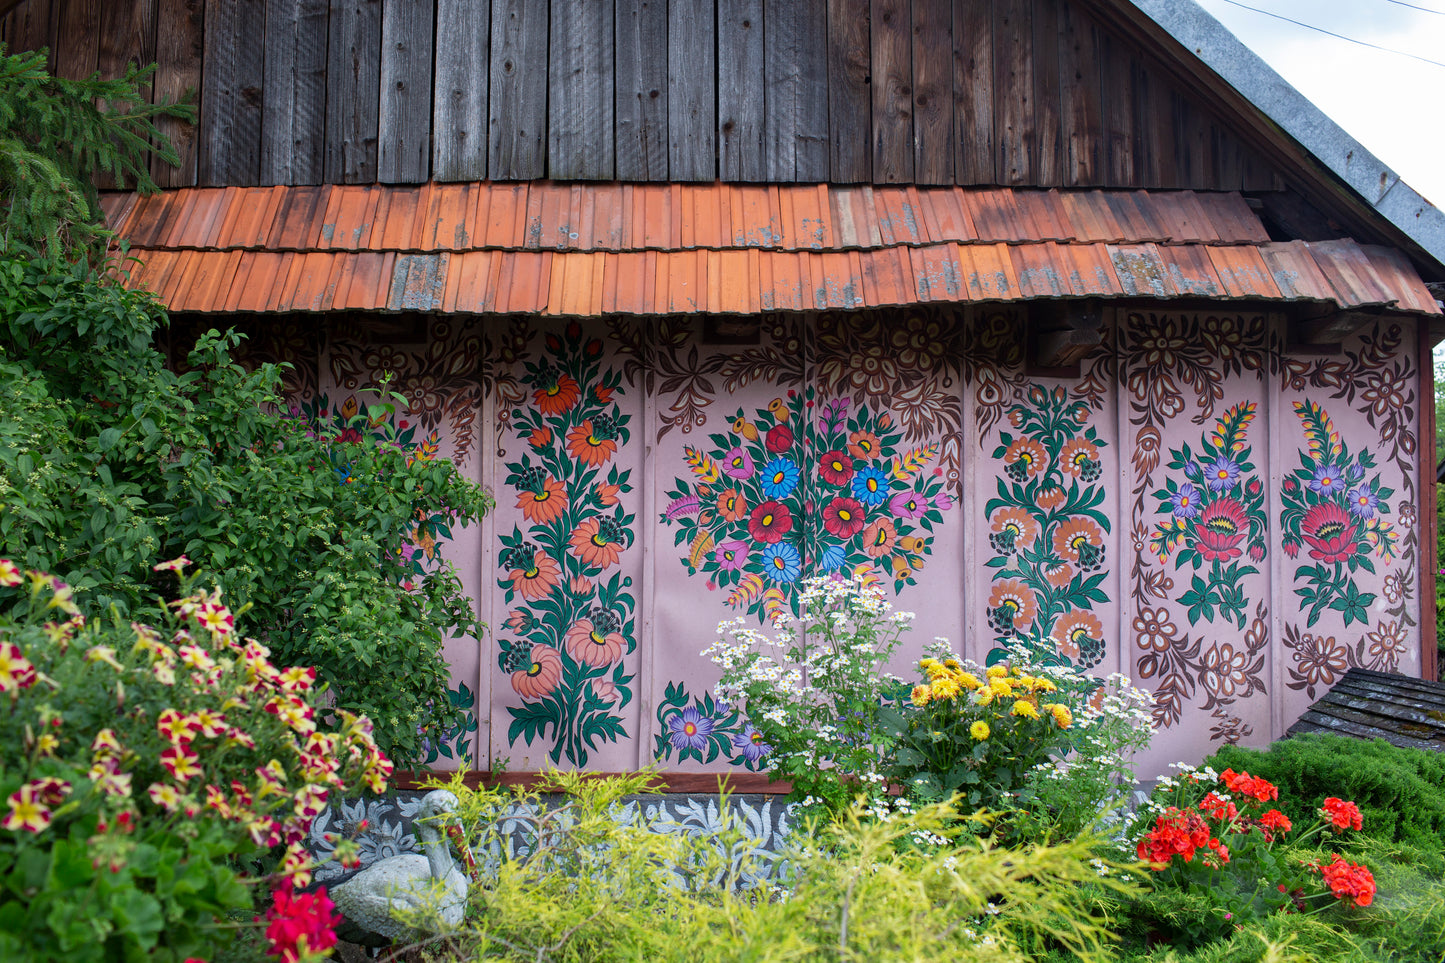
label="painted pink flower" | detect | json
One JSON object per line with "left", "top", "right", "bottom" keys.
{"left": 712, "top": 541, "right": 750, "bottom": 572}
{"left": 563, "top": 619, "right": 624, "bottom": 668}
{"left": 1195, "top": 497, "right": 1248, "bottom": 562}
{"left": 1302, "top": 502, "right": 1359, "bottom": 564}
{"left": 721, "top": 447, "right": 755, "bottom": 479}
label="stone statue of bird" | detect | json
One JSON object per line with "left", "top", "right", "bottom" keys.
{"left": 321, "top": 789, "right": 471, "bottom": 950}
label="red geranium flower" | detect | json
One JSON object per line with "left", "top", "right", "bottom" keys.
{"left": 1221, "top": 767, "right": 1279, "bottom": 802}
{"left": 1321, "top": 797, "right": 1363, "bottom": 832}
{"left": 1195, "top": 497, "right": 1248, "bottom": 562}
{"left": 1301, "top": 502, "right": 1359, "bottom": 563}
{"left": 1316, "top": 855, "right": 1376, "bottom": 907}
{"left": 748, "top": 501, "right": 793, "bottom": 544}
{"left": 819, "top": 449, "right": 854, "bottom": 486}
{"left": 822, "top": 496, "right": 866, "bottom": 538}
{"left": 1259, "top": 809, "right": 1292, "bottom": 834}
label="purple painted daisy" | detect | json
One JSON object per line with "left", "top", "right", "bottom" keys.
{"left": 1203, "top": 456, "right": 1240, "bottom": 493}
{"left": 1346, "top": 485, "right": 1379, "bottom": 520}
{"left": 1169, "top": 483, "right": 1202, "bottom": 519}
{"left": 731, "top": 724, "right": 772, "bottom": 763}
{"left": 668, "top": 707, "right": 714, "bottom": 752}
{"left": 1310, "top": 464, "right": 1345, "bottom": 497}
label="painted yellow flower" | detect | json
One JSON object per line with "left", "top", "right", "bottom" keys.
{"left": 970, "top": 720, "right": 990, "bottom": 741}
{"left": 1011, "top": 700, "right": 1041, "bottom": 720}
{"left": 910, "top": 685, "right": 931, "bottom": 707}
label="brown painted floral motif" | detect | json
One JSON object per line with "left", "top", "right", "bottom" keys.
{"left": 1282, "top": 624, "right": 1352, "bottom": 699}
{"left": 1208, "top": 709, "right": 1253, "bottom": 745}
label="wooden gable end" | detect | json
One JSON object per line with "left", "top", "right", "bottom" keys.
{"left": 15, "top": 0, "right": 1290, "bottom": 196}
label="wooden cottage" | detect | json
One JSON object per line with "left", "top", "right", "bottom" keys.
{"left": 20, "top": 0, "right": 1444, "bottom": 784}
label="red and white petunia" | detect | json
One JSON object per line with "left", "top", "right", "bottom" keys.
{"left": 0, "top": 642, "right": 37, "bottom": 692}
{"left": 197, "top": 600, "right": 234, "bottom": 638}
{"left": 157, "top": 709, "right": 197, "bottom": 745}
{"left": 161, "top": 744, "right": 203, "bottom": 783}
{"left": 151, "top": 555, "right": 192, "bottom": 573}
{"left": 3, "top": 782, "right": 59, "bottom": 832}
{"left": 85, "top": 645, "right": 124, "bottom": 671}
{"left": 293, "top": 784, "right": 329, "bottom": 819}
{"left": 191, "top": 708, "right": 227, "bottom": 738}
{"left": 277, "top": 666, "right": 316, "bottom": 692}
{"left": 0, "top": 559, "right": 21, "bottom": 586}
{"left": 148, "top": 782, "right": 182, "bottom": 812}
{"left": 91, "top": 729, "right": 123, "bottom": 757}
{"left": 178, "top": 644, "right": 215, "bottom": 672}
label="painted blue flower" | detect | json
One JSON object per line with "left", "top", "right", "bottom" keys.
{"left": 731, "top": 724, "right": 772, "bottom": 763}
{"left": 817, "top": 543, "right": 847, "bottom": 572}
{"left": 760, "top": 542, "right": 802, "bottom": 584}
{"left": 667, "top": 707, "right": 714, "bottom": 752}
{"left": 1310, "top": 464, "right": 1345, "bottom": 497}
{"left": 1347, "top": 463, "right": 1365, "bottom": 482}
{"left": 1183, "top": 460, "right": 1201, "bottom": 480}
{"left": 851, "top": 465, "right": 891, "bottom": 507}
{"left": 1203, "top": 456, "right": 1240, "bottom": 493}
{"left": 1170, "top": 483, "right": 1202, "bottom": 519}
{"left": 760, "top": 457, "right": 801, "bottom": 499}
{"left": 1346, "top": 485, "right": 1379, "bottom": 520}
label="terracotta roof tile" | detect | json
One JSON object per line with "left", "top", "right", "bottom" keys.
{"left": 105, "top": 181, "right": 1439, "bottom": 317}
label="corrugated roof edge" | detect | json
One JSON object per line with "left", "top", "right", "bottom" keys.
{"left": 1130, "top": 0, "right": 1445, "bottom": 278}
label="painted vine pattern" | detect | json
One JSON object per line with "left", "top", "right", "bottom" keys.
{"left": 495, "top": 323, "right": 638, "bottom": 767}
{"left": 983, "top": 384, "right": 1110, "bottom": 669}
{"left": 1149, "top": 402, "right": 1268, "bottom": 630}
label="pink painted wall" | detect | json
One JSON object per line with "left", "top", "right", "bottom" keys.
{"left": 204, "top": 306, "right": 1424, "bottom": 778}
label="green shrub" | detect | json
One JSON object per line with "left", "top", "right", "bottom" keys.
{"left": 1203, "top": 735, "right": 1445, "bottom": 851}
{"left": 0, "top": 562, "right": 390, "bottom": 961}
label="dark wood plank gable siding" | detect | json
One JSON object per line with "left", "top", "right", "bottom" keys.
{"left": 200, "top": 0, "right": 266, "bottom": 186}
{"left": 668, "top": 0, "right": 716, "bottom": 181}
{"left": 34, "top": 0, "right": 1296, "bottom": 193}
{"left": 378, "top": 0, "right": 435, "bottom": 183}
{"left": 325, "top": 0, "right": 383, "bottom": 184}
{"left": 717, "top": 0, "right": 765, "bottom": 181}
{"left": 489, "top": 0, "right": 547, "bottom": 179}
{"left": 432, "top": 0, "right": 489, "bottom": 181}
{"left": 262, "top": 0, "right": 328, "bottom": 185}
{"left": 616, "top": 0, "right": 668, "bottom": 181}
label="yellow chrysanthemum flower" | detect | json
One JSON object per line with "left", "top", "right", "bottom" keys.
{"left": 1034, "top": 677, "right": 1057, "bottom": 693}
{"left": 910, "top": 685, "right": 932, "bottom": 707}
{"left": 930, "top": 677, "right": 962, "bottom": 701}
{"left": 986, "top": 665, "right": 1007, "bottom": 679}
{"left": 1011, "top": 700, "right": 1041, "bottom": 720}
{"left": 973, "top": 686, "right": 995, "bottom": 707}
{"left": 919, "top": 658, "right": 939, "bottom": 670}
{"left": 1046, "top": 703, "right": 1073, "bottom": 728}
{"left": 943, "top": 658, "right": 961, "bottom": 671}
{"left": 956, "top": 671, "right": 981, "bottom": 691}
{"left": 989, "top": 679, "right": 1013, "bottom": 698}
{"left": 970, "top": 720, "right": 990, "bottom": 741}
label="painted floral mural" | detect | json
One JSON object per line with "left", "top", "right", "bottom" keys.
{"left": 652, "top": 683, "right": 769, "bottom": 771}
{"left": 660, "top": 387, "right": 951, "bottom": 624}
{"left": 495, "top": 323, "right": 638, "bottom": 767}
{"left": 1149, "top": 402, "right": 1268, "bottom": 629}
{"left": 984, "top": 384, "right": 1110, "bottom": 669}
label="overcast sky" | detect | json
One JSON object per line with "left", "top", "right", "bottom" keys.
{"left": 1192, "top": 0, "right": 1445, "bottom": 208}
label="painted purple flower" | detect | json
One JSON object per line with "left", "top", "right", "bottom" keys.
{"left": 668, "top": 707, "right": 714, "bottom": 751}
{"left": 1183, "top": 460, "right": 1201, "bottom": 480}
{"left": 721, "top": 447, "right": 755, "bottom": 479}
{"left": 712, "top": 540, "right": 750, "bottom": 571}
{"left": 1203, "top": 456, "right": 1240, "bottom": 493}
{"left": 1310, "top": 464, "right": 1345, "bottom": 497}
{"left": 1345, "top": 485, "right": 1379, "bottom": 520}
{"left": 731, "top": 724, "right": 772, "bottom": 763}
{"left": 931, "top": 492, "right": 954, "bottom": 511}
{"left": 889, "top": 491, "right": 929, "bottom": 519}
{"left": 1169, "top": 483, "right": 1202, "bottom": 519}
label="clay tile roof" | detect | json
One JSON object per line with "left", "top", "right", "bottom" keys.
{"left": 104, "top": 182, "right": 1440, "bottom": 317}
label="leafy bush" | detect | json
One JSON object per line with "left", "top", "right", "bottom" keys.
{"left": 1202, "top": 735, "right": 1445, "bottom": 851}
{"left": 429, "top": 770, "right": 1137, "bottom": 962}
{"left": 0, "top": 561, "right": 390, "bottom": 961}
{"left": 0, "top": 256, "right": 493, "bottom": 762}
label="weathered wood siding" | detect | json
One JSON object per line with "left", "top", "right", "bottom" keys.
{"left": 14, "top": 0, "right": 1286, "bottom": 190}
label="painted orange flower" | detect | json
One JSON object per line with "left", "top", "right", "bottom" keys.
{"left": 512, "top": 644, "right": 563, "bottom": 699}
{"left": 529, "top": 427, "right": 553, "bottom": 449}
{"left": 533, "top": 374, "right": 580, "bottom": 415}
{"left": 565, "top": 420, "right": 619, "bottom": 468}
{"left": 988, "top": 506, "right": 1039, "bottom": 553}
{"left": 987, "top": 579, "right": 1037, "bottom": 632}
{"left": 847, "top": 430, "right": 881, "bottom": 461}
{"left": 570, "top": 574, "right": 596, "bottom": 597}
{"left": 517, "top": 476, "right": 568, "bottom": 525}
{"left": 1060, "top": 437, "right": 1099, "bottom": 477}
{"left": 569, "top": 517, "right": 626, "bottom": 569}
{"left": 1045, "top": 561, "right": 1075, "bottom": 588}
{"left": 1051, "top": 611, "right": 1104, "bottom": 661}
{"left": 1053, "top": 517, "right": 1105, "bottom": 570}
{"left": 596, "top": 483, "right": 621, "bottom": 506}
{"left": 510, "top": 551, "right": 562, "bottom": 601}
{"left": 1036, "top": 486, "right": 1065, "bottom": 511}
{"left": 564, "top": 619, "right": 624, "bottom": 667}
{"left": 1004, "top": 438, "right": 1048, "bottom": 478}
{"left": 862, "top": 518, "right": 897, "bottom": 558}
{"left": 717, "top": 488, "right": 748, "bottom": 522}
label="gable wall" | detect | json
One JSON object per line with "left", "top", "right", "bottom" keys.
{"left": 15, "top": 0, "right": 1287, "bottom": 191}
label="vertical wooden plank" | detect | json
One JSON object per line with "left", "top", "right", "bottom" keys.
{"left": 489, "top": 0, "right": 548, "bottom": 180}
{"left": 718, "top": 0, "right": 764, "bottom": 181}
{"left": 992, "top": 0, "right": 1030, "bottom": 185}
{"left": 325, "top": 0, "right": 382, "bottom": 184}
{"left": 433, "top": 0, "right": 488, "bottom": 182}
{"left": 1129, "top": 59, "right": 1157, "bottom": 188}
{"left": 1030, "top": 0, "right": 1060, "bottom": 186}
{"left": 54, "top": 0, "right": 101, "bottom": 79}
{"left": 1057, "top": 0, "right": 1100, "bottom": 186}
{"left": 3, "top": 0, "right": 57, "bottom": 65}
{"left": 911, "top": 0, "right": 952, "bottom": 183}
{"left": 764, "top": 0, "right": 828, "bottom": 181}
{"left": 827, "top": 0, "right": 870, "bottom": 183}
{"left": 615, "top": 0, "right": 667, "bottom": 181}
{"left": 1099, "top": 28, "right": 1133, "bottom": 186}
{"left": 668, "top": 0, "right": 715, "bottom": 181}
{"left": 548, "top": 0, "right": 613, "bottom": 180}
{"left": 200, "top": 0, "right": 266, "bottom": 187}
{"left": 95, "top": 0, "right": 156, "bottom": 188}
{"left": 952, "top": 0, "right": 991, "bottom": 184}
{"left": 870, "top": 0, "right": 911, "bottom": 183}
{"left": 262, "top": 0, "right": 328, "bottom": 185}
{"left": 378, "top": 0, "right": 434, "bottom": 183}
{"left": 152, "top": 0, "right": 204, "bottom": 186}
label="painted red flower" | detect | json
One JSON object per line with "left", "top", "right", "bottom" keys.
{"left": 822, "top": 496, "right": 866, "bottom": 538}
{"left": 819, "top": 449, "right": 854, "bottom": 486}
{"left": 765, "top": 423, "right": 794, "bottom": 453}
{"left": 748, "top": 501, "right": 793, "bottom": 543}
{"left": 1301, "top": 502, "right": 1359, "bottom": 563}
{"left": 1195, "top": 497, "right": 1248, "bottom": 562}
